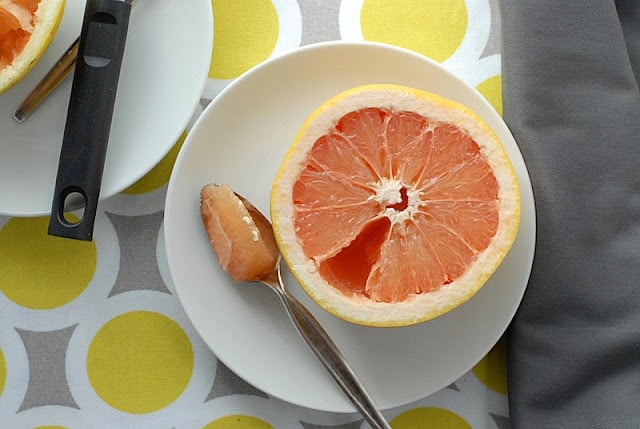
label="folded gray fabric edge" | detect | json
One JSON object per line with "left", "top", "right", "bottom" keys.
{"left": 500, "top": 1, "right": 640, "bottom": 428}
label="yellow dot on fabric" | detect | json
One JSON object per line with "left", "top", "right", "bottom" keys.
{"left": 0, "top": 217, "right": 96, "bottom": 309}
{"left": 472, "top": 336, "right": 508, "bottom": 394}
{"left": 391, "top": 407, "right": 471, "bottom": 429}
{"left": 87, "top": 311, "right": 194, "bottom": 414}
{"left": 210, "top": 0, "right": 279, "bottom": 79}
{"left": 360, "top": 0, "right": 467, "bottom": 63}
{"left": 33, "top": 426, "right": 68, "bottom": 429}
{"left": 476, "top": 75, "right": 503, "bottom": 116}
{"left": 0, "top": 348, "right": 5, "bottom": 396}
{"left": 203, "top": 415, "right": 274, "bottom": 429}
{"left": 123, "top": 131, "right": 187, "bottom": 195}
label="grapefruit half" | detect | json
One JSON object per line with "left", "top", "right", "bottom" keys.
{"left": 271, "top": 84, "right": 521, "bottom": 327}
{"left": 0, "top": 0, "right": 65, "bottom": 94}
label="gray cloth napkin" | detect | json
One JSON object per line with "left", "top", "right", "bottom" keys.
{"left": 500, "top": 1, "right": 640, "bottom": 428}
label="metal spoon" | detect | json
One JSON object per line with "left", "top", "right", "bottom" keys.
{"left": 201, "top": 185, "right": 392, "bottom": 429}
{"left": 13, "top": 36, "right": 78, "bottom": 123}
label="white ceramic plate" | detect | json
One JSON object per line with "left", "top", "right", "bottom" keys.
{"left": 165, "top": 41, "right": 536, "bottom": 413}
{"left": 0, "top": 0, "right": 212, "bottom": 217}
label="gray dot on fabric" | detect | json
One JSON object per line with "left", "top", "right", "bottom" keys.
{"left": 299, "top": 0, "right": 342, "bottom": 45}
{"left": 204, "top": 360, "right": 268, "bottom": 402}
{"left": 480, "top": 0, "right": 502, "bottom": 59}
{"left": 16, "top": 325, "right": 79, "bottom": 412}
{"left": 105, "top": 211, "right": 170, "bottom": 297}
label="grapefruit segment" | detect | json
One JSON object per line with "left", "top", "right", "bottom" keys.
{"left": 334, "top": 108, "right": 390, "bottom": 175}
{"left": 293, "top": 200, "right": 379, "bottom": 262}
{"left": 271, "top": 84, "right": 521, "bottom": 327}
{"left": 200, "top": 184, "right": 278, "bottom": 283}
{"left": 386, "top": 111, "right": 431, "bottom": 180}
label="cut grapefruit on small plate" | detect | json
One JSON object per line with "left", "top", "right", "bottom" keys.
{"left": 164, "top": 41, "right": 536, "bottom": 413}
{"left": 0, "top": 0, "right": 66, "bottom": 94}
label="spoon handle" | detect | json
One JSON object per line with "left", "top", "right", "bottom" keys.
{"left": 274, "top": 283, "right": 392, "bottom": 429}
{"left": 13, "top": 37, "right": 78, "bottom": 123}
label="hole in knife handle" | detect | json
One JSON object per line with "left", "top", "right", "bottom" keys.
{"left": 60, "top": 190, "right": 87, "bottom": 225}
{"left": 83, "top": 12, "right": 118, "bottom": 68}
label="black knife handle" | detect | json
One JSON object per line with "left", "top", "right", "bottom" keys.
{"left": 48, "top": 0, "right": 131, "bottom": 241}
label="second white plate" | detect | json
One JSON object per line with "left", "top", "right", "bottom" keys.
{"left": 165, "top": 41, "right": 536, "bottom": 413}
{"left": 0, "top": 0, "right": 213, "bottom": 216}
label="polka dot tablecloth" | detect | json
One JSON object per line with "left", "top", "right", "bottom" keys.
{"left": 0, "top": 1, "right": 510, "bottom": 428}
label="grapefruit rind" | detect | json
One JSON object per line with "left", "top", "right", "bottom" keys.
{"left": 271, "top": 84, "right": 521, "bottom": 327}
{"left": 0, "top": 0, "right": 66, "bottom": 94}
